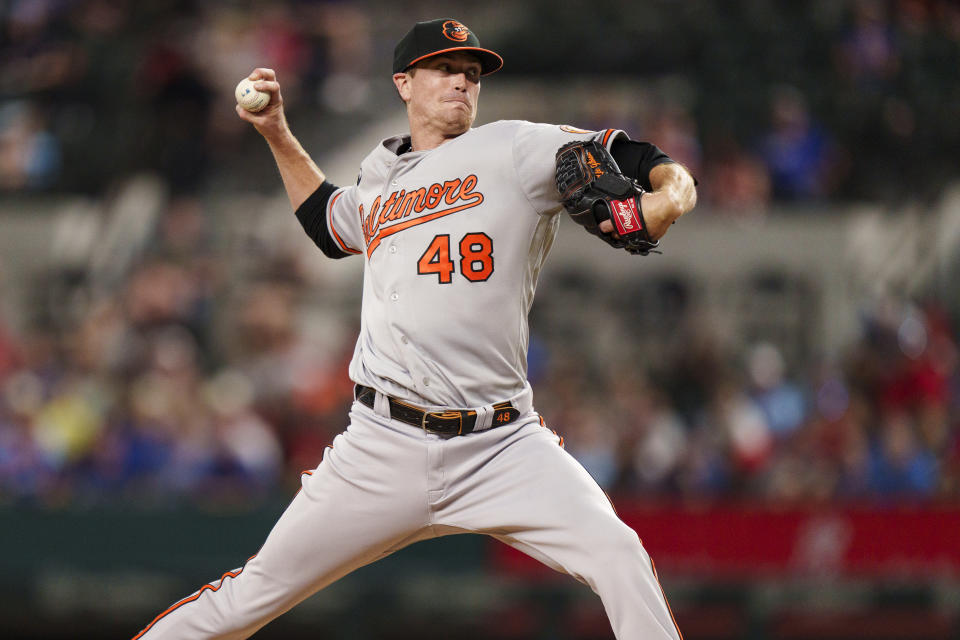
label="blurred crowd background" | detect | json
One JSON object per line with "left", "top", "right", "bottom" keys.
{"left": 3, "top": 0, "right": 958, "bottom": 202}
{"left": 3, "top": 1, "right": 960, "bottom": 638}
{"left": 2, "top": 0, "right": 960, "bottom": 511}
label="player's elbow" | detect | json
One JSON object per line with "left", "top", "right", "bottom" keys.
{"left": 681, "top": 179, "right": 697, "bottom": 215}
{"left": 651, "top": 164, "right": 697, "bottom": 224}
{"left": 318, "top": 241, "right": 353, "bottom": 260}
{"left": 644, "top": 186, "right": 694, "bottom": 240}
{"left": 670, "top": 166, "right": 697, "bottom": 216}
{"left": 662, "top": 174, "right": 697, "bottom": 234}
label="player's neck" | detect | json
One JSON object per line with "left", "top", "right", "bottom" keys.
{"left": 408, "top": 130, "right": 460, "bottom": 152}
{"left": 407, "top": 116, "right": 472, "bottom": 152}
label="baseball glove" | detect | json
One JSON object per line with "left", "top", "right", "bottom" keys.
{"left": 555, "top": 140, "right": 659, "bottom": 255}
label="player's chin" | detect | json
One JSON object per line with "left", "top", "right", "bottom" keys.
{"left": 442, "top": 111, "right": 475, "bottom": 134}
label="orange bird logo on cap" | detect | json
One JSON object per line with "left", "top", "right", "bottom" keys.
{"left": 443, "top": 20, "right": 469, "bottom": 42}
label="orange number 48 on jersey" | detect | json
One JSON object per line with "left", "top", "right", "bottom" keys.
{"left": 417, "top": 233, "right": 493, "bottom": 284}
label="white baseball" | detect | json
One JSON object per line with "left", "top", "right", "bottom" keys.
{"left": 235, "top": 77, "right": 270, "bottom": 113}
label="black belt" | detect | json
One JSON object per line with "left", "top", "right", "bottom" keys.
{"left": 355, "top": 385, "right": 520, "bottom": 435}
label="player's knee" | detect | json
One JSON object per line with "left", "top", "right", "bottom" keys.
{"left": 582, "top": 522, "right": 646, "bottom": 568}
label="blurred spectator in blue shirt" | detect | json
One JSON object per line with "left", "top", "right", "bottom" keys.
{"left": 758, "top": 86, "right": 840, "bottom": 201}
{"left": 747, "top": 342, "right": 807, "bottom": 439}
{"left": 868, "top": 410, "right": 937, "bottom": 497}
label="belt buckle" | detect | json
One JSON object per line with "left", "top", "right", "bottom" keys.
{"left": 422, "top": 410, "right": 463, "bottom": 435}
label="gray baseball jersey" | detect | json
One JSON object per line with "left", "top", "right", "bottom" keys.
{"left": 134, "top": 121, "right": 683, "bottom": 640}
{"left": 330, "top": 121, "right": 624, "bottom": 408}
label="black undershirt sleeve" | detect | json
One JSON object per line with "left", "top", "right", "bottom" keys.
{"left": 609, "top": 138, "right": 676, "bottom": 192}
{"left": 294, "top": 181, "right": 351, "bottom": 259}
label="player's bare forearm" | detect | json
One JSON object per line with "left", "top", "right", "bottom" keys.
{"left": 641, "top": 162, "right": 697, "bottom": 240}
{"left": 236, "top": 68, "right": 326, "bottom": 210}
{"left": 265, "top": 130, "right": 326, "bottom": 211}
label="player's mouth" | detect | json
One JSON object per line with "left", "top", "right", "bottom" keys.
{"left": 443, "top": 96, "right": 472, "bottom": 109}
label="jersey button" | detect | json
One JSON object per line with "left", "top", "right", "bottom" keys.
{"left": 401, "top": 336, "right": 408, "bottom": 345}
{"left": 390, "top": 292, "right": 399, "bottom": 301}
{"left": 422, "top": 378, "right": 430, "bottom": 386}
{"left": 389, "top": 246, "right": 397, "bottom": 254}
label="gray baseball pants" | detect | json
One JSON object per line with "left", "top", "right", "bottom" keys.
{"left": 133, "top": 396, "right": 682, "bottom": 639}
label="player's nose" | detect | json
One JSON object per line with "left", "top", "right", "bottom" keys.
{"left": 450, "top": 71, "right": 468, "bottom": 90}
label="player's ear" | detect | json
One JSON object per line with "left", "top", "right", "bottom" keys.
{"left": 393, "top": 72, "right": 412, "bottom": 103}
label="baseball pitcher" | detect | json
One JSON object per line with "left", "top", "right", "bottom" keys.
{"left": 134, "top": 18, "right": 696, "bottom": 640}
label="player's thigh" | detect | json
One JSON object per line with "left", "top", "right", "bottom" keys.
{"left": 251, "top": 407, "right": 433, "bottom": 593}
{"left": 136, "top": 409, "right": 437, "bottom": 638}
{"left": 465, "top": 424, "right": 643, "bottom": 581}
{"left": 444, "top": 420, "right": 624, "bottom": 541}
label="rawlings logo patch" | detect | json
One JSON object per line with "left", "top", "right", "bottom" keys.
{"left": 443, "top": 20, "right": 470, "bottom": 42}
{"left": 611, "top": 198, "right": 640, "bottom": 235}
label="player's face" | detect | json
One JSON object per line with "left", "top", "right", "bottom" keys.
{"left": 397, "top": 53, "right": 482, "bottom": 138}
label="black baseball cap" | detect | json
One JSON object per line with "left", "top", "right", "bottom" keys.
{"left": 393, "top": 19, "right": 503, "bottom": 76}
